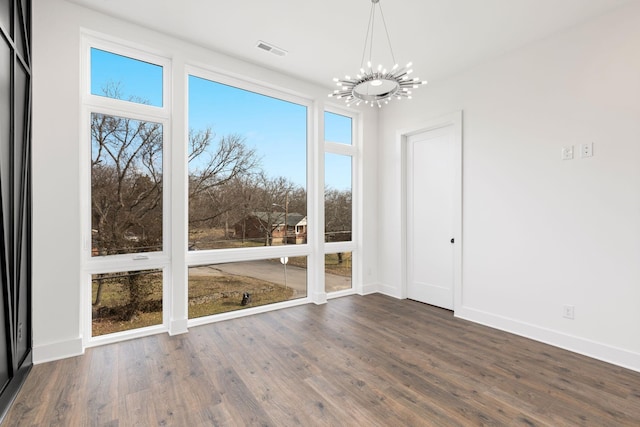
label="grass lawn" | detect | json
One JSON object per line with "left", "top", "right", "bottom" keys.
{"left": 92, "top": 228, "right": 351, "bottom": 336}
{"left": 92, "top": 271, "right": 293, "bottom": 336}
{"left": 324, "top": 252, "right": 352, "bottom": 277}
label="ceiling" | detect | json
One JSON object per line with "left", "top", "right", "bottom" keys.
{"left": 68, "top": 0, "right": 635, "bottom": 90}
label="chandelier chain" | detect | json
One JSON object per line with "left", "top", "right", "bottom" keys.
{"left": 377, "top": 1, "right": 397, "bottom": 66}
{"left": 360, "top": 2, "right": 376, "bottom": 68}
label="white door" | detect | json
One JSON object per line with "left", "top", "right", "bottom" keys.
{"left": 406, "top": 124, "right": 457, "bottom": 310}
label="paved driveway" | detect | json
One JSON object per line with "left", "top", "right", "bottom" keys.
{"left": 190, "top": 259, "right": 351, "bottom": 298}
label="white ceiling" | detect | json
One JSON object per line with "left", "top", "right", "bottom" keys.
{"left": 68, "top": 0, "right": 635, "bottom": 90}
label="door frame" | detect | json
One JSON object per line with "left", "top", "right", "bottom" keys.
{"left": 398, "top": 111, "right": 462, "bottom": 311}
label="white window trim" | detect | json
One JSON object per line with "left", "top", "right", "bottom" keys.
{"left": 184, "top": 66, "right": 318, "bottom": 324}
{"left": 323, "top": 106, "right": 362, "bottom": 296}
{"left": 80, "top": 33, "right": 173, "bottom": 348}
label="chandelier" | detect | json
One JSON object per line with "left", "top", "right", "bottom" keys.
{"left": 329, "top": 0, "right": 427, "bottom": 108}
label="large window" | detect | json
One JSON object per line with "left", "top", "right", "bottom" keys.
{"left": 82, "top": 35, "right": 359, "bottom": 346}
{"left": 186, "top": 72, "right": 310, "bottom": 320}
{"left": 187, "top": 76, "right": 307, "bottom": 250}
{"left": 83, "top": 40, "right": 170, "bottom": 343}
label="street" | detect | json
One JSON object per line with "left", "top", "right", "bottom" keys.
{"left": 189, "top": 259, "right": 351, "bottom": 297}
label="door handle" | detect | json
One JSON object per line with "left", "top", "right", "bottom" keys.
{"left": 450, "top": 238, "right": 454, "bottom": 244}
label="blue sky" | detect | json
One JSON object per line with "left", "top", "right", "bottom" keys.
{"left": 91, "top": 48, "right": 352, "bottom": 191}
{"left": 91, "top": 48, "right": 163, "bottom": 107}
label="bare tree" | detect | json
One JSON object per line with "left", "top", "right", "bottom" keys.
{"left": 324, "top": 187, "right": 352, "bottom": 263}
{"left": 91, "top": 111, "right": 163, "bottom": 311}
{"left": 91, "top": 113, "right": 163, "bottom": 255}
{"left": 188, "top": 129, "right": 258, "bottom": 198}
{"left": 188, "top": 129, "right": 260, "bottom": 242}
{"left": 91, "top": 82, "right": 258, "bottom": 316}
{"left": 325, "top": 187, "right": 352, "bottom": 241}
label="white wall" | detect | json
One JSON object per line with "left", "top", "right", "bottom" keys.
{"left": 32, "top": 0, "right": 379, "bottom": 362}
{"left": 378, "top": 2, "right": 640, "bottom": 371}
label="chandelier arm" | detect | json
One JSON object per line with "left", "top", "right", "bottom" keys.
{"left": 377, "top": 0, "right": 397, "bottom": 66}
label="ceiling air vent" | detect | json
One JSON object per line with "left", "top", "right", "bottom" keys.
{"left": 256, "top": 40, "right": 287, "bottom": 57}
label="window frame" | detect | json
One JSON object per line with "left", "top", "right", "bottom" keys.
{"left": 184, "top": 66, "right": 316, "bottom": 326}
{"left": 80, "top": 34, "right": 173, "bottom": 347}
{"left": 323, "top": 106, "right": 360, "bottom": 297}
{"left": 77, "top": 32, "right": 364, "bottom": 348}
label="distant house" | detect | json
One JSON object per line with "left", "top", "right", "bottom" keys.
{"left": 234, "top": 211, "right": 307, "bottom": 244}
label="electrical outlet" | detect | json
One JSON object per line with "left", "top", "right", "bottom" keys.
{"left": 580, "top": 142, "right": 593, "bottom": 158}
{"left": 561, "top": 146, "right": 574, "bottom": 160}
{"left": 18, "top": 323, "right": 23, "bottom": 341}
{"left": 563, "top": 305, "right": 575, "bottom": 320}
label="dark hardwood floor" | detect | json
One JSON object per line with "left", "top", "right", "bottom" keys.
{"left": 4, "top": 294, "right": 640, "bottom": 426}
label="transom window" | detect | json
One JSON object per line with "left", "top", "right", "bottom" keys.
{"left": 90, "top": 48, "right": 163, "bottom": 107}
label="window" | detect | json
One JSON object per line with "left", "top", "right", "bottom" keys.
{"left": 82, "top": 38, "right": 170, "bottom": 343}
{"left": 188, "top": 76, "right": 307, "bottom": 250}
{"left": 188, "top": 257, "right": 307, "bottom": 319}
{"left": 91, "top": 269, "right": 163, "bottom": 336}
{"left": 90, "top": 48, "right": 163, "bottom": 107}
{"left": 186, "top": 70, "right": 311, "bottom": 320}
{"left": 324, "top": 153, "right": 352, "bottom": 243}
{"left": 91, "top": 113, "right": 163, "bottom": 256}
{"left": 324, "top": 111, "right": 353, "bottom": 145}
{"left": 325, "top": 252, "right": 352, "bottom": 293}
{"left": 324, "top": 151, "right": 352, "bottom": 293}
{"left": 324, "top": 110, "right": 357, "bottom": 294}
{"left": 81, "top": 35, "right": 359, "bottom": 347}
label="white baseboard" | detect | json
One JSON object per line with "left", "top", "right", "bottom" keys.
{"left": 33, "top": 337, "right": 84, "bottom": 364}
{"left": 361, "top": 283, "right": 379, "bottom": 295}
{"left": 456, "top": 306, "right": 640, "bottom": 373}
{"left": 375, "top": 283, "right": 402, "bottom": 299}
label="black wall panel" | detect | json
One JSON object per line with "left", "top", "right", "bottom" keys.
{"left": 0, "top": 0, "right": 31, "bottom": 420}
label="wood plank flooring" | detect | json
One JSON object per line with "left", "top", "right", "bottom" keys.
{"left": 4, "top": 294, "right": 640, "bottom": 426}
